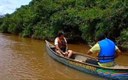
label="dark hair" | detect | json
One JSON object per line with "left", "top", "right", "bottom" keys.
{"left": 57, "top": 31, "right": 64, "bottom": 37}
{"left": 95, "top": 34, "right": 105, "bottom": 41}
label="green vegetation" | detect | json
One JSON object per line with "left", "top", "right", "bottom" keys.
{"left": 0, "top": 0, "right": 128, "bottom": 50}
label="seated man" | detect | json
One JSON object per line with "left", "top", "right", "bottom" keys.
{"left": 54, "top": 31, "right": 72, "bottom": 58}
{"left": 87, "top": 34, "right": 121, "bottom": 67}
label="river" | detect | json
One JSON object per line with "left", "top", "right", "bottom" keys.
{"left": 0, "top": 33, "right": 127, "bottom": 80}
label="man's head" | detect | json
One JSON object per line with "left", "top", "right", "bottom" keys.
{"left": 95, "top": 34, "right": 105, "bottom": 41}
{"left": 57, "top": 31, "right": 64, "bottom": 39}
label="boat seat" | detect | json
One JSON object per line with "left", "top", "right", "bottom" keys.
{"left": 74, "top": 55, "right": 98, "bottom": 65}
{"left": 86, "top": 59, "right": 98, "bottom": 65}
{"left": 74, "top": 55, "right": 88, "bottom": 62}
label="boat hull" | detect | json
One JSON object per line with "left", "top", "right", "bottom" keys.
{"left": 45, "top": 40, "right": 128, "bottom": 80}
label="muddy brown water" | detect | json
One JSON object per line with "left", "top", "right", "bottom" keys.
{"left": 0, "top": 33, "right": 127, "bottom": 80}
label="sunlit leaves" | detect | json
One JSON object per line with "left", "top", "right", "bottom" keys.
{"left": 120, "top": 28, "right": 128, "bottom": 41}
{"left": 78, "top": 7, "right": 103, "bottom": 20}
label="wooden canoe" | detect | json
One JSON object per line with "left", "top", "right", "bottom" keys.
{"left": 45, "top": 40, "right": 128, "bottom": 80}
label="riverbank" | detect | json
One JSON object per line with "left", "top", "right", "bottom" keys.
{"left": 2, "top": 33, "right": 128, "bottom": 52}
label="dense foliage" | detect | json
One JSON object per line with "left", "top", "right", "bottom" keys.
{"left": 0, "top": 0, "right": 128, "bottom": 50}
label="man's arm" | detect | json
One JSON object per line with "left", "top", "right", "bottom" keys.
{"left": 87, "top": 43, "right": 100, "bottom": 55}
{"left": 54, "top": 38, "right": 65, "bottom": 55}
{"left": 55, "top": 45, "right": 64, "bottom": 54}
{"left": 87, "top": 49, "right": 99, "bottom": 61}
{"left": 64, "top": 37, "right": 68, "bottom": 51}
{"left": 87, "top": 50, "right": 93, "bottom": 55}
{"left": 115, "top": 46, "right": 121, "bottom": 58}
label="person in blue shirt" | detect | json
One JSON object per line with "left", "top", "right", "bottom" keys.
{"left": 87, "top": 34, "right": 121, "bottom": 67}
